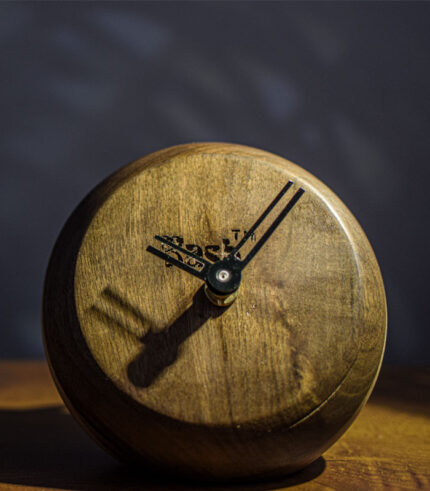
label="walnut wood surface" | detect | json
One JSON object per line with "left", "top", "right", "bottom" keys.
{"left": 1, "top": 362, "right": 428, "bottom": 490}
{"left": 42, "top": 143, "right": 387, "bottom": 479}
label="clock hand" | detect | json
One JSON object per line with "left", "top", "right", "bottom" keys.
{"left": 146, "top": 235, "right": 212, "bottom": 280}
{"left": 147, "top": 237, "right": 239, "bottom": 305}
{"left": 230, "top": 180, "right": 293, "bottom": 258}
{"left": 146, "top": 245, "right": 207, "bottom": 280}
{"left": 203, "top": 183, "right": 304, "bottom": 304}
{"left": 146, "top": 182, "right": 305, "bottom": 306}
{"left": 238, "top": 187, "right": 305, "bottom": 268}
{"left": 154, "top": 235, "right": 211, "bottom": 270}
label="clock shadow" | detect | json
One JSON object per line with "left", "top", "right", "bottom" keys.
{"left": 128, "top": 285, "right": 228, "bottom": 388}
{"left": 0, "top": 405, "right": 326, "bottom": 490}
{"left": 91, "top": 285, "right": 227, "bottom": 388}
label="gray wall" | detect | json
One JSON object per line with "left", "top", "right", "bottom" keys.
{"left": 1, "top": 2, "right": 429, "bottom": 363}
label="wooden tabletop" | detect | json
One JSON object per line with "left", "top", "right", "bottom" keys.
{"left": 0, "top": 362, "right": 428, "bottom": 490}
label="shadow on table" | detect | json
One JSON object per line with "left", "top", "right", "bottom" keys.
{"left": 0, "top": 406, "right": 325, "bottom": 490}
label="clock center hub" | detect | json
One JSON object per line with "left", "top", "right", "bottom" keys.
{"left": 216, "top": 269, "right": 231, "bottom": 282}
{"left": 205, "top": 259, "right": 242, "bottom": 307}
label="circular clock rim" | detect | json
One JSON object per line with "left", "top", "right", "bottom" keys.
{"left": 42, "top": 142, "right": 387, "bottom": 479}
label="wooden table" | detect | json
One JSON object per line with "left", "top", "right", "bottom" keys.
{"left": 0, "top": 362, "right": 428, "bottom": 490}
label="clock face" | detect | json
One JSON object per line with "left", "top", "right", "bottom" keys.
{"left": 74, "top": 147, "right": 363, "bottom": 428}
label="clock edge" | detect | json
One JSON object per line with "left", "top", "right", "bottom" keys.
{"left": 42, "top": 142, "right": 387, "bottom": 480}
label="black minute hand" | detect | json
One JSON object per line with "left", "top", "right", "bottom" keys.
{"left": 231, "top": 184, "right": 305, "bottom": 269}
{"left": 146, "top": 181, "right": 305, "bottom": 307}
{"left": 231, "top": 180, "right": 293, "bottom": 256}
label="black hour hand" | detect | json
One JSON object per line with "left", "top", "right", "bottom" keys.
{"left": 146, "top": 236, "right": 210, "bottom": 280}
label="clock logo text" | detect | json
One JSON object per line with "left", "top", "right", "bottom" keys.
{"left": 159, "top": 229, "right": 256, "bottom": 267}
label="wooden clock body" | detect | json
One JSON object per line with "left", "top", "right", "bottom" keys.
{"left": 43, "top": 143, "right": 387, "bottom": 480}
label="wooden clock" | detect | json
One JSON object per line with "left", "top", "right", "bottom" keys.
{"left": 43, "top": 143, "right": 387, "bottom": 480}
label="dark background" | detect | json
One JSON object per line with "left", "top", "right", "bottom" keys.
{"left": 1, "top": 1, "right": 428, "bottom": 363}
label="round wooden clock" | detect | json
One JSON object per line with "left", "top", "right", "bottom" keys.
{"left": 43, "top": 143, "right": 387, "bottom": 480}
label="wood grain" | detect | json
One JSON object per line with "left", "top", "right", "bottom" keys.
{"left": 42, "top": 143, "right": 387, "bottom": 479}
{"left": 1, "top": 362, "right": 428, "bottom": 490}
